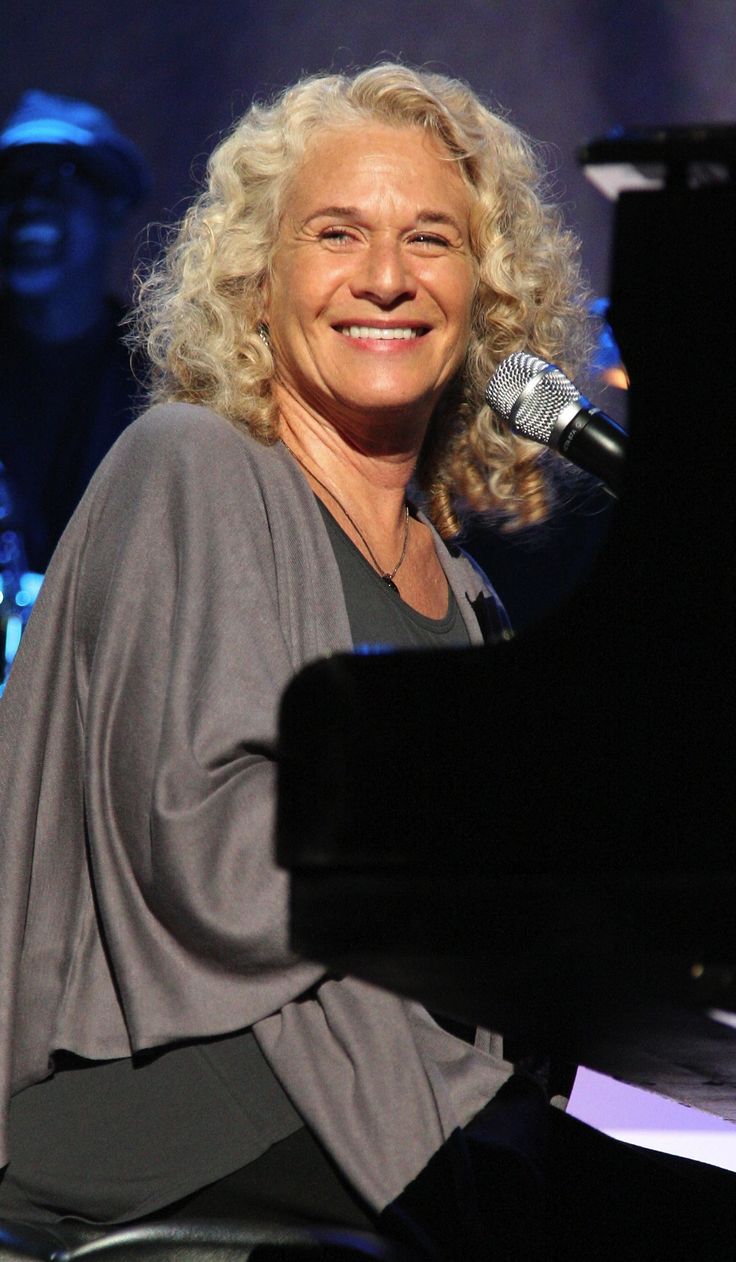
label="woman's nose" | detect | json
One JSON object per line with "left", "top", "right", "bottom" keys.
{"left": 350, "top": 237, "right": 417, "bottom": 306}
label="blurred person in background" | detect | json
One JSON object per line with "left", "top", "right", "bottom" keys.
{"left": 0, "top": 90, "right": 150, "bottom": 572}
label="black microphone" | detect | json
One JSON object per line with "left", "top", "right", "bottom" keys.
{"left": 485, "top": 351, "right": 627, "bottom": 497}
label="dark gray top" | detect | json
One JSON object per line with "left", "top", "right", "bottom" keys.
{"left": 0, "top": 1036, "right": 302, "bottom": 1224}
{"left": 316, "top": 499, "right": 472, "bottom": 652}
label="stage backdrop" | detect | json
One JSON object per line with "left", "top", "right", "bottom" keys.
{"left": 4, "top": 0, "right": 735, "bottom": 305}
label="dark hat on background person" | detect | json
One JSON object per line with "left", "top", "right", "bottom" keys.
{"left": 0, "top": 90, "right": 151, "bottom": 208}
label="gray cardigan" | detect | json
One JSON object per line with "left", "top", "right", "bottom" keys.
{"left": 0, "top": 403, "right": 514, "bottom": 1211}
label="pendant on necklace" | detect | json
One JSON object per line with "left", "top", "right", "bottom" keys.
{"left": 382, "top": 575, "right": 399, "bottom": 593}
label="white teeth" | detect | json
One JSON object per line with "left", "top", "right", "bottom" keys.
{"left": 340, "top": 326, "right": 421, "bottom": 340}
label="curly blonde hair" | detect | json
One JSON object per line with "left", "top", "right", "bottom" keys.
{"left": 131, "top": 64, "right": 590, "bottom": 536}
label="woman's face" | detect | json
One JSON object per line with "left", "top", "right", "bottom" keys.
{"left": 264, "top": 123, "right": 476, "bottom": 441}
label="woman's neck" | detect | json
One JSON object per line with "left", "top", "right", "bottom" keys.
{"left": 275, "top": 385, "right": 423, "bottom": 535}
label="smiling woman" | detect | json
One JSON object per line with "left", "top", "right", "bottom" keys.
{"left": 135, "top": 64, "right": 588, "bottom": 539}
{"left": 261, "top": 123, "right": 479, "bottom": 615}
{"left": 1, "top": 65, "right": 589, "bottom": 1257}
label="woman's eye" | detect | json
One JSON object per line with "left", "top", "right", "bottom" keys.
{"left": 410, "top": 233, "right": 451, "bottom": 250}
{"left": 320, "top": 228, "right": 354, "bottom": 244}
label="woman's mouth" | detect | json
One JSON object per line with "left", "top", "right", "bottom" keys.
{"left": 335, "top": 325, "right": 429, "bottom": 340}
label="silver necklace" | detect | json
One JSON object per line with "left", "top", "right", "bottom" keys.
{"left": 282, "top": 441, "right": 410, "bottom": 593}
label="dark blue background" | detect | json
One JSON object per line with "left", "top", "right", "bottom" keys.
{"left": 5, "top": 0, "right": 734, "bottom": 303}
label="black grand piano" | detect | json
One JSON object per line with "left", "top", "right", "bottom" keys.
{"left": 276, "top": 127, "right": 736, "bottom": 1122}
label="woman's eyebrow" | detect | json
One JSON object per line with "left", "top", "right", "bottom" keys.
{"left": 415, "top": 211, "right": 463, "bottom": 229}
{"left": 302, "top": 206, "right": 362, "bottom": 225}
{"left": 301, "top": 207, "right": 465, "bottom": 232}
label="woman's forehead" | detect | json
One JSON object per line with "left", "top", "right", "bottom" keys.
{"left": 283, "top": 123, "right": 473, "bottom": 221}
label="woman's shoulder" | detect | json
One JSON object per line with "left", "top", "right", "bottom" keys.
{"left": 100, "top": 402, "right": 289, "bottom": 497}
{"left": 122, "top": 401, "right": 269, "bottom": 461}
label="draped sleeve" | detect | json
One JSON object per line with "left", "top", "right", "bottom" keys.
{"left": 0, "top": 404, "right": 348, "bottom": 1145}
{"left": 74, "top": 405, "right": 329, "bottom": 1045}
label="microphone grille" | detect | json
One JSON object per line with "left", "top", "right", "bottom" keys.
{"left": 485, "top": 351, "right": 581, "bottom": 445}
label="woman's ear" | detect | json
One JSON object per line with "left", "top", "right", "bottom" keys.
{"left": 259, "top": 273, "right": 271, "bottom": 327}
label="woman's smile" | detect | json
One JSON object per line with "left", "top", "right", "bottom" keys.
{"left": 335, "top": 322, "right": 429, "bottom": 342}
